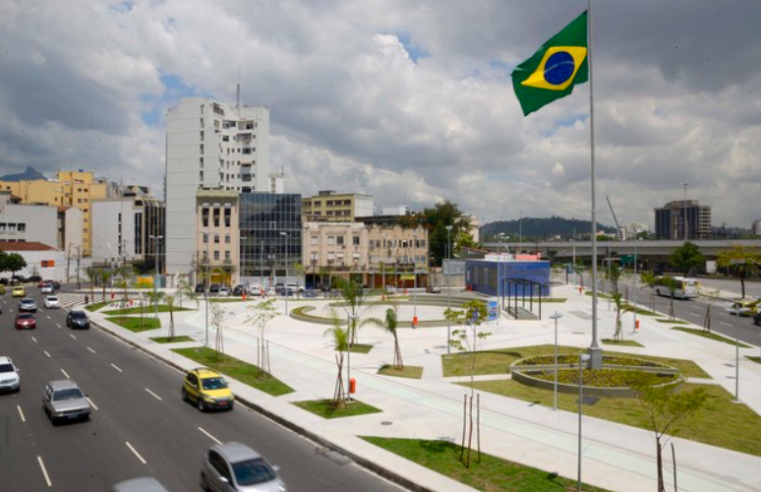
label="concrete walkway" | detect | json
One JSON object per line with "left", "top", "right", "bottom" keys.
{"left": 88, "top": 286, "right": 761, "bottom": 492}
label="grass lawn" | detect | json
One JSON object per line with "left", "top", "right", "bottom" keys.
{"left": 107, "top": 316, "right": 161, "bottom": 332}
{"left": 149, "top": 335, "right": 194, "bottom": 344}
{"left": 441, "top": 344, "right": 709, "bottom": 379}
{"left": 672, "top": 327, "right": 752, "bottom": 348}
{"left": 173, "top": 347, "right": 293, "bottom": 396}
{"left": 747, "top": 356, "right": 761, "bottom": 364}
{"left": 293, "top": 399, "right": 381, "bottom": 419}
{"left": 344, "top": 343, "right": 373, "bottom": 354}
{"left": 656, "top": 318, "right": 688, "bottom": 324}
{"left": 85, "top": 301, "right": 109, "bottom": 312}
{"left": 378, "top": 365, "right": 423, "bottom": 379}
{"left": 209, "top": 298, "right": 250, "bottom": 303}
{"left": 586, "top": 291, "right": 612, "bottom": 299}
{"left": 465, "top": 380, "right": 761, "bottom": 457}
{"left": 363, "top": 437, "right": 611, "bottom": 492}
{"left": 601, "top": 339, "right": 644, "bottom": 347}
{"left": 627, "top": 307, "right": 660, "bottom": 316}
{"left": 103, "top": 305, "right": 194, "bottom": 315}
{"left": 538, "top": 298, "right": 567, "bottom": 303}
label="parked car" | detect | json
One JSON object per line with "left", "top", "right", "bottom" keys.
{"left": 111, "top": 477, "right": 170, "bottom": 492}
{"left": 182, "top": 367, "right": 234, "bottom": 412}
{"left": 209, "top": 283, "right": 220, "bottom": 294}
{"left": 218, "top": 286, "right": 230, "bottom": 297}
{"left": 274, "top": 283, "right": 285, "bottom": 294}
{"left": 44, "top": 296, "right": 60, "bottom": 309}
{"left": 40, "top": 283, "right": 55, "bottom": 294}
{"left": 427, "top": 285, "right": 442, "bottom": 294}
{"left": 12, "top": 286, "right": 26, "bottom": 297}
{"left": 42, "top": 379, "right": 91, "bottom": 424}
{"left": 286, "top": 282, "right": 303, "bottom": 294}
{"left": 19, "top": 298, "right": 38, "bottom": 313}
{"left": 264, "top": 287, "right": 276, "bottom": 296}
{"left": 232, "top": 285, "right": 246, "bottom": 297}
{"left": 384, "top": 285, "right": 397, "bottom": 295}
{"left": 0, "top": 356, "right": 20, "bottom": 393}
{"left": 14, "top": 313, "right": 36, "bottom": 330}
{"left": 200, "top": 442, "right": 285, "bottom": 492}
{"left": 195, "top": 283, "right": 206, "bottom": 294}
{"left": 66, "top": 311, "right": 90, "bottom": 330}
{"left": 754, "top": 311, "right": 761, "bottom": 327}
{"left": 27, "top": 275, "right": 42, "bottom": 284}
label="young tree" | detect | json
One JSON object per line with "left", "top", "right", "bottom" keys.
{"left": 247, "top": 298, "right": 278, "bottom": 374}
{"left": 84, "top": 266, "right": 97, "bottom": 303}
{"left": 292, "top": 261, "right": 306, "bottom": 297}
{"left": 165, "top": 295, "right": 177, "bottom": 340}
{"left": 611, "top": 293, "right": 635, "bottom": 341}
{"left": 175, "top": 278, "right": 197, "bottom": 308}
{"left": 668, "top": 241, "right": 704, "bottom": 278}
{"left": 631, "top": 380, "right": 708, "bottom": 492}
{"left": 325, "top": 315, "right": 349, "bottom": 409}
{"left": 337, "top": 278, "right": 369, "bottom": 346}
{"left": 716, "top": 245, "right": 760, "bottom": 299}
{"left": 210, "top": 302, "right": 229, "bottom": 361}
{"left": 664, "top": 276, "right": 680, "bottom": 321}
{"left": 640, "top": 271, "right": 658, "bottom": 311}
{"left": 99, "top": 268, "right": 112, "bottom": 303}
{"left": 444, "top": 299, "right": 490, "bottom": 468}
{"left": 362, "top": 308, "right": 402, "bottom": 370}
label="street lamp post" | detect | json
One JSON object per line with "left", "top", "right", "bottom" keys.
{"left": 413, "top": 228, "right": 419, "bottom": 328}
{"left": 347, "top": 313, "right": 359, "bottom": 401}
{"left": 735, "top": 321, "right": 741, "bottom": 402}
{"left": 572, "top": 228, "right": 577, "bottom": 284}
{"left": 446, "top": 225, "right": 453, "bottom": 356}
{"left": 550, "top": 312, "right": 563, "bottom": 411}
{"left": 259, "top": 240, "right": 264, "bottom": 293}
{"left": 578, "top": 352, "right": 591, "bottom": 492}
{"left": 149, "top": 235, "right": 163, "bottom": 319}
{"left": 280, "top": 231, "right": 289, "bottom": 316}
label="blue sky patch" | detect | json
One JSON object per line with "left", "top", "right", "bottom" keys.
{"left": 141, "top": 73, "right": 200, "bottom": 126}
{"left": 110, "top": 1, "right": 134, "bottom": 14}
{"left": 396, "top": 32, "right": 429, "bottom": 63}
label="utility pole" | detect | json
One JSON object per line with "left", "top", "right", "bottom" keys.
{"left": 681, "top": 182, "right": 689, "bottom": 241}
{"left": 149, "top": 235, "right": 163, "bottom": 318}
{"left": 76, "top": 245, "right": 82, "bottom": 289}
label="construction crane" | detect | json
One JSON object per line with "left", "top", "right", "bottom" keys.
{"left": 606, "top": 196, "right": 621, "bottom": 239}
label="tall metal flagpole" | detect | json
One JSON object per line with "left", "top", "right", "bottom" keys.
{"left": 587, "top": 0, "right": 602, "bottom": 369}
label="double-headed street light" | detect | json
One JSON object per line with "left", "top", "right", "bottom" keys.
{"left": 413, "top": 228, "right": 419, "bottom": 328}
{"left": 549, "top": 311, "right": 563, "bottom": 411}
{"left": 346, "top": 313, "right": 360, "bottom": 401}
{"left": 445, "top": 225, "right": 453, "bottom": 356}
{"left": 280, "top": 231, "right": 289, "bottom": 316}
{"left": 578, "top": 352, "right": 591, "bottom": 492}
{"left": 149, "top": 235, "right": 163, "bottom": 319}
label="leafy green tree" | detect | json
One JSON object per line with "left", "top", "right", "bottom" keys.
{"left": 668, "top": 241, "right": 704, "bottom": 277}
{"left": 716, "top": 245, "right": 760, "bottom": 299}
{"left": 631, "top": 380, "right": 708, "bottom": 492}
{"left": 640, "top": 271, "right": 658, "bottom": 311}
{"left": 401, "top": 201, "right": 474, "bottom": 266}
{"left": 362, "top": 308, "right": 402, "bottom": 370}
{"left": 84, "top": 266, "right": 97, "bottom": 303}
{"left": 5, "top": 253, "right": 26, "bottom": 281}
{"left": 325, "top": 313, "right": 349, "bottom": 409}
{"left": 99, "top": 268, "right": 112, "bottom": 303}
{"left": 336, "top": 278, "right": 369, "bottom": 346}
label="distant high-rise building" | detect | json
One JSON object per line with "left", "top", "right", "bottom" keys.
{"left": 165, "top": 98, "right": 271, "bottom": 279}
{"left": 654, "top": 200, "right": 711, "bottom": 240}
{"left": 752, "top": 220, "right": 761, "bottom": 236}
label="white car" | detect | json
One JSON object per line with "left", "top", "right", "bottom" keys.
{"left": 44, "top": 296, "right": 61, "bottom": 309}
{"left": 0, "top": 356, "right": 20, "bottom": 392}
{"left": 218, "top": 286, "right": 230, "bottom": 297}
{"left": 41, "top": 283, "right": 55, "bottom": 294}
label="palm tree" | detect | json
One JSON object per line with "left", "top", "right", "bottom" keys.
{"left": 325, "top": 318, "right": 349, "bottom": 409}
{"left": 99, "top": 268, "right": 112, "bottom": 303}
{"left": 611, "top": 293, "right": 635, "bottom": 341}
{"left": 640, "top": 271, "right": 657, "bottom": 311}
{"left": 337, "top": 278, "right": 368, "bottom": 346}
{"left": 175, "top": 278, "right": 197, "bottom": 308}
{"left": 362, "top": 308, "right": 402, "bottom": 370}
{"left": 84, "top": 266, "right": 97, "bottom": 304}
{"left": 165, "top": 295, "right": 177, "bottom": 340}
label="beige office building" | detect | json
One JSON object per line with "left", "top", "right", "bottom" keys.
{"left": 302, "top": 190, "right": 374, "bottom": 222}
{"left": 196, "top": 190, "right": 240, "bottom": 286}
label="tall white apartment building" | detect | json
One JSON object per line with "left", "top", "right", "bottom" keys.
{"left": 165, "top": 98, "right": 271, "bottom": 278}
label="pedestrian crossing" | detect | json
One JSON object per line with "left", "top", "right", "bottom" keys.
{"left": 51, "top": 292, "right": 89, "bottom": 310}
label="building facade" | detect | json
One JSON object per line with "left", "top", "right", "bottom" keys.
{"left": 654, "top": 200, "right": 712, "bottom": 240}
{"left": 91, "top": 196, "right": 165, "bottom": 273}
{"left": 195, "top": 190, "right": 240, "bottom": 286}
{"left": 302, "top": 222, "right": 369, "bottom": 287}
{"left": 239, "top": 193, "right": 302, "bottom": 289}
{"left": 753, "top": 220, "right": 761, "bottom": 237}
{"left": 302, "top": 190, "right": 374, "bottom": 222}
{"left": 165, "top": 98, "right": 271, "bottom": 279}
{"left": 0, "top": 242, "right": 67, "bottom": 282}
{"left": 0, "top": 170, "right": 109, "bottom": 255}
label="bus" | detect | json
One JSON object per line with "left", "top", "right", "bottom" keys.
{"left": 654, "top": 276, "right": 699, "bottom": 299}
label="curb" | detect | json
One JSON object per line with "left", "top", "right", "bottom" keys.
{"left": 89, "top": 317, "right": 447, "bottom": 492}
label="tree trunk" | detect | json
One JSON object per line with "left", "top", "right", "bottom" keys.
{"left": 169, "top": 308, "right": 175, "bottom": 340}
{"left": 656, "top": 439, "right": 666, "bottom": 492}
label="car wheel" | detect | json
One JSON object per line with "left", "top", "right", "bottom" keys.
{"left": 197, "top": 399, "right": 205, "bottom": 412}
{"left": 181, "top": 388, "right": 188, "bottom": 402}
{"left": 200, "top": 473, "right": 210, "bottom": 491}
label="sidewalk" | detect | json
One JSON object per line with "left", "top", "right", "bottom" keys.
{"left": 89, "top": 287, "right": 761, "bottom": 492}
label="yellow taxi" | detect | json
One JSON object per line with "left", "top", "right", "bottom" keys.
{"left": 12, "top": 286, "right": 25, "bottom": 298}
{"left": 181, "top": 368, "right": 234, "bottom": 412}
{"left": 0, "top": 285, "right": 5, "bottom": 295}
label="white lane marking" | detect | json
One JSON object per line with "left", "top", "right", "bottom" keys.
{"left": 69, "top": 334, "right": 77, "bottom": 340}
{"left": 198, "top": 427, "right": 222, "bottom": 445}
{"left": 17, "top": 405, "right": 26, "bottom": 423}
{"left": 46, "top": 315, "right": 51, "bottom": 320}
{"left": 86, "top": 397, "right": 99, "bottom": 411}
{"left": 60, "top": 369, "right": 70, "bottom": 379}
{"left": 690, "top": 313, "right": 701, "bottom": 318}
{"left": 125, "top": 442, "right": 147, "bottom": 464}
{"left": 721, "top": 322, "right": 734, "bottom": 328}
{"left": 145, "top": 388, "right": 162, "bottom": 401}
{"left": 87, "top": 346, "right": 96, "bottom": 354}
{"left": 43, "top": 351, "right": 51, "bottom": 358}
{"left": 111, "top": 363, "right": 123, "bottom": 373}
{"left": 31, "top": 336, "right": 38, "bottom": 343}
{"left": 56, "top": 323, "right": 62, "bottom": 329}
{"left": 37, "top": 456, "right": 52, "bottom": 487}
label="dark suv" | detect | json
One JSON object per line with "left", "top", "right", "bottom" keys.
{"left": 66, "top": 311, "right": 90, "bottom": 330}
{"left": 754, "top": 311, "right": 761, "bottom": 327}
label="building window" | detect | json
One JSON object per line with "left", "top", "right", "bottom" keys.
{"left": 214, "top": 251, "right": 220, "bottom": 260}
{"left": 225, "top": 235, "right": 231, "bottom": 244}
{"left": 202, "top": 208, "right": 209, "bottom": 227}
{"left": 225, "top": 251, "right": 231, "bottom": 260}
{"left": 18, "top": 224, "right": 26, "bottom": 232}
{"left": 203, "top": 234, "right": 208, "bottom": 244}
{"left": 353, "top": 236, "right": 360, "bottom": 246}
{"left": 214, "top": 234, "right": 220, "bottom": 244}
{"left": 224, "top": 208, "right": 231, "bottom": 227}
{"left": 328, "top": 236, "right": 336, "bottom": 245}
{"left": 337, "top": 236, "right": 344, "bottom": 245}
{"left": 311, "top": 236, "right": 318, "bottom": 246}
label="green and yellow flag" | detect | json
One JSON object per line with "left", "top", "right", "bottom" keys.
{"left": 512, "top": 11, "right": 588, "bottom": 116}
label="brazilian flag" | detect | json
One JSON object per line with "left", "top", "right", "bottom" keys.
{"left": 512, "top": 11, "right": 588, "bottom": 116}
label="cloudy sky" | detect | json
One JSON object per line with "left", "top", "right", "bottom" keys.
{"left": 1, "top": 0, "right": 759, "bottom": 229}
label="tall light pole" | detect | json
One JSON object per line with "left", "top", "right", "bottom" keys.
{"left": 550, "top": 312, "right": 563, "bottom": 411}
{"left": 259, "top": 239, "right": 264, "bottom": 293}
{"left": 518, "top": 210, "right": 523, "bottom": 256}
{"left": 572, "top": 228, "right": 577, "bottom": 284}
{"left": 681, "top": 181, "right": 689, "bottom": 241}
{"left": 202, "top": 231, "right": 217, "bottom": 347}
{"left": 347, "top": 313, "right": 359, "bottom": 401}
{"left": 413, "top": 228, "right": 419, "bottom": 327}
{"left": 578, "top": 352, "right": 591, "bottom": 492}
{"left": 149, "top": 235, "right": 163, "bottom": 318}
{"left": 280, "top": 231, "right": 289, "bottom": 316}
{"left": 446, "top": 225, "right": 453, "bottom": 356}
{"left": 735, "top": 321, "right": 741, "bottom": 402}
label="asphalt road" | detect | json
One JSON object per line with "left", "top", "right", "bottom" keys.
{"left": 0, "top": 289, "right": 405, "bottom": 492}
{"left": 568, "top": 272, "right": 761, "bottom": 347}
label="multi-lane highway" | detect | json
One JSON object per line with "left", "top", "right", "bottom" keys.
{"left": 569, "top": 273, "right": 761, "bottom": 347}
{"left": 0, "top": 288, "right": 405, "bottom": 492}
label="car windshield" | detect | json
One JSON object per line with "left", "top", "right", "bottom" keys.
{"left": 53, "top": 388, "right": 84, "bottom": 401}
{"left": 201, "top": 377, "right": 228, "bottom": 390}
{"left": 47, "top": 297, "right": 58, "bottom": 301}
{"left": 71, "top": 312, "right": 87, "bottom": 319}
{"left": 0, "top": 363, "right": 14, "bottom": 373}
{"left": 18, "top": 314, "right": 33, "bottom": 320}
{"left": 231, "top": 457, "right": 277, "bottom": 486}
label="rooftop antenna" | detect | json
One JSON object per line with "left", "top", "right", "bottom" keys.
{"left": 236, "top": 68, "right": 241, "bottom": 111}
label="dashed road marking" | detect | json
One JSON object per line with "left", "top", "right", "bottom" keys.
{"left": 145, "top": 388, "right": 162, "bottom": 401}
{"left": 86, "top": 396, "right": 99, "bottom": 411}
{"left": 69, "top": 334, "right": 77, "bottom": 340}
{"left": 125, "top": 442, "right": 147, "bottom": 464}
{"left": 87, "top": 347, "right": 96, "bottom": 354}
{"left": 17, "top": 405, "right": 26, "bottom": 423}
{"left": 60, "top": 369, "right": 70, "bottom": 379}
{"left": 43, "top": 351, "right": 51, "bottom": 358}
{"left": 111, "top": 363, "right": 123, "bottom": 373}
{"left": 37, "top": 456, "right": 52, "bottom": 487}
{"left": 721, "top": 322, "right": 734, "bottom": 328}
{"left": 31, "top": 336, "right": 38, "bottom": 343}
{"left": 198, "top": 427, "right": 222, "bottom": 445}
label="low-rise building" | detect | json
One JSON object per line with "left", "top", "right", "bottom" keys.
{"left": 196, "top": 190, "right": 239, "bottom": 287}
{"left": 0, "top": 191, "right": 83, "bottom": 254}
{"left": 302, "top": 190, "right": 374, "bottom": 222}
{"left": 0, "top": 242, "right": 67, "bottom": 282}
